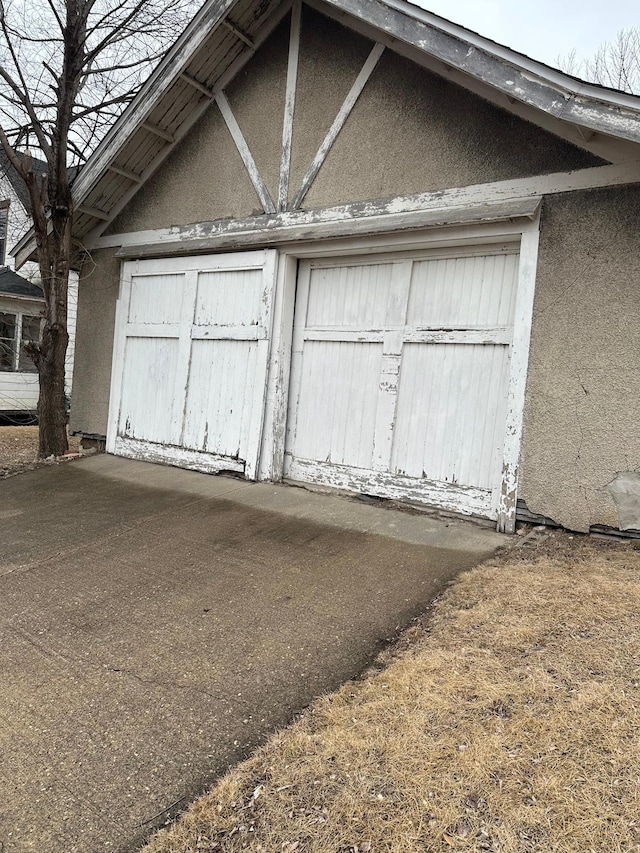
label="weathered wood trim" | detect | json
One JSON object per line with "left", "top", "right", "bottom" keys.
{"left": 87, "top": 161, "right": 640, "bottom": 260}
{"left": 214, "top": 92, "right": 276, "bottom": 214}
{"left": 303, "top": 327, "right": 512, "bottom": 345}
{"left": 284, "top": 457, "right": 493, "bottom": 518}
{"left": 290, "top": 42, "right": 385, "bottom": 210}
{"left": 72, "top": 0, "right": 241, "bottom": 203}
{"left": 106, "top": 261, "right": 134, "bottom": 455}
{"left": 371, "top": 260, "right": 412, "bottom": 471}
{"left": 497, "top": 216, "right": 541, "bottom": 533}
{"left": 180, "top": 72, "right": 216, "bottom": 98}
{"left": 221, "top": 17, "right": 254, "bottom": 48}
{"left": 77, "top": 203, "right": 110, "bottom": 221}
{"left": 173, "top": 270, "right": 198, "bottom": 443}
{"left": 257, "top": 253, "right": 297, "bottom": 482}
{"left": 278, "top": 0, "right": 302, "bottom": 212}
{"left": 113, "top": 436, "right": 245, "bottom": 474}
{"left": 107, "top": 164, "right": 142, "bottom": 183}
{"left": 73, "top": 0, "right": 292, "bottom": 245}
{"left": 141, "top": 122, "right": 175, "bottom": 143}
{"left": 191, "top": 325, "right": 267, "bottom": 340}
{"left": 320, "top": 0, "right": 640, "bottom": 145}
{"left": 244, "top": 248, "right": 279, "bottom": 479}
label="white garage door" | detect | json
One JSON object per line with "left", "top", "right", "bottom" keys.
{"left": 108, "top": 250, "right": 277, "bottom": 478}
{"left": 284, "top": 246, "right": 520, "bottom": 520}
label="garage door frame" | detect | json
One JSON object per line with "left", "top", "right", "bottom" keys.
{"left": 259, "top": 214, "right": 541, "bottom": 533}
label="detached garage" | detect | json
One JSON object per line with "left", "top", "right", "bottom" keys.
{"left": 19, "top": 0, "right": 640, "bottom": 534}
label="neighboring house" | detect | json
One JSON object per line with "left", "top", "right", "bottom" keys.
{"left": 14, "top": 0, "right": 640, "bottom": 534}
{"left": 0, "top": 150, "right": 78, "bottom": 397}
{"left": 0, "top": 267, "right": 43, "bottom": 415}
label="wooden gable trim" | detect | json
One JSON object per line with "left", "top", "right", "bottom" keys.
{"left": 289, "top": 42, "right": 385, "bottom": 210}
{"left": 319, "top": 0, "right": 640, "bottom": 146}
{"left": 85, "top": 161, "right": 640, "bottom": 259}
{"left": 214, "top": 92, "right": 277, "bottom": 213}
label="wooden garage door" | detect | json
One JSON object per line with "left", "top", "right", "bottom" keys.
{"left": 108, "top": 250, "right": 277, "bottom": 478}
{"left": 284, "top": 246, "right": 519, "bottom": 520}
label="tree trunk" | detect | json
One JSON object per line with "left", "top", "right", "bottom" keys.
{"left": 37, "top": 321, "right": 69, "bottom": 458}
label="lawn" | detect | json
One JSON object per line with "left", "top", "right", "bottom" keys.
{"left": 143, "top": 534, "right": 640, "bottom": 853}
{"left": 0, "top": 425, "right": 80, "bottom": 476}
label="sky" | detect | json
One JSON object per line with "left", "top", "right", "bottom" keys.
{"left": 410, "top": 0, "right": 638, "bottom": 68}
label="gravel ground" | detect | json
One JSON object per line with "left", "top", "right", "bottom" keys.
{"left": 0, "top": 426, "right": 80, "bottom": 477}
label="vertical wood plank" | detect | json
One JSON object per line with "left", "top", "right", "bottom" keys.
{"left": 172, "top": 270, "right": 197, "bottom": 445}
{"left": 278, "top": 0, "right": 302, "bottom": 212}
{"left": 215, "top": 91, "right": 277, "bottom": 214}
{"left": 497, "top": 219, "right": 541, "bottom": 533}
{"left": 244, "top": 249, "right": 278, "bottom": 480}
{"left": 372, "top": 260, "right": 412, "bottom": 471}
{"left": 106, "top": 259, "right": 132, "bottom": 453}
{"left": 283, "top": 259, "right": 312, "bottom": 472}
{"left": 290, "top": 42, "right": 385, "bottom": 210}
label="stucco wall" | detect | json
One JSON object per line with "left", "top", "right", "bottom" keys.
{"left": 107, "top": 8, "right": 600, "bottom": 236}
{"left": 69, "top": 249, "right": 121, "bottom": 436}
{"left": 520, "top": 186, "right": 640, "bottom": 532}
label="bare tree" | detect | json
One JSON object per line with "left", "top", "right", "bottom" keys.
{"left": 557, "top": 27, "right": 640, "bottom": 95}
{"left": 0, "top": 0, "right": 198, "bottom": 457}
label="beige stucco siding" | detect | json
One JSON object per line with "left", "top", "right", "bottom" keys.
{"left": 304, "top": 49, "right": 601, "bottom": 208}
{"left": 520, "top": 186, "right": 640, "bottom": 532}
{"left": 107, "top": 8, "right": 600, "bottom": 236}
{"left": 69, "top": 249, "right": 121, "bottom": 436}
{"left": 107, "top": 100, "right": 262, "bottom": 235}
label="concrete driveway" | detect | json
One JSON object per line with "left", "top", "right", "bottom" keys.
{"left": 0, "top": 456, "right": 502, "bottom": 852}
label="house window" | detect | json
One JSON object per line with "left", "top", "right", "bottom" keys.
{"left": 0, "top": 310, "right": 41, "bottom": 372}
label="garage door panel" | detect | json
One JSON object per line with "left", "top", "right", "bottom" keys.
{"left": 120, "top": 337, "right": 179, "bottom": 443}
{"left": 391, "top": 343, "right": 510, "bottom": 490}
{"left": 407, "top": 252, "right": 518, "bottom": 327}
{"left": 306, "top": 263, "right": 394, "bottom": 327}
{"left": 292, "top": 341, "right": 381, "bottom": 468}
{"left": 182, "top": 339, "right": 259, "bottom": 459}
{"left": 195, "top": 269, "right": 264, "bottom": 327}
{"left": 109, "top": 250, "right": 277, "bottom": 478}
{"left": 286, "top": 248, "right": 520, "bottom": 521}
{"left": 128, "top": 274, "right": 186, "bottom": 325}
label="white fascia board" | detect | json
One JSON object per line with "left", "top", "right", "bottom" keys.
{"left": 322, "top": 0, "right": 640, "bottom": 144}
{"left": 381, "top": 0, "right": 640, "bottom": 113}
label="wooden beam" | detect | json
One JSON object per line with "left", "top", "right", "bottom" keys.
{"left": 215, "top": 91, "right": 276, "bottom": 214}
{"left": 80, "top": 1, "right": 292, "bottom": 245}
{"left": 180, "top": 72, "right": 215, "bottom": 98}
{"left": 89, "top": 159, "right": 640, "bottom": 259}
{"left": 278, "top": 0, "right": 302, "bottom": 212}
{"left": 108, "top": 197, "right": 539, "bottom": 259}
{"left": 142, "top": 122, "right": 175, "bottom": 143}
{"left": 221, "top": 17, "right": 254, "bottom": 47}
{"left": 72, "top": 0, "right": 241, "bottom": 202}
{"left": 107, "top": 164, "right": 142, "bottom": 182}
{"left": 290, "top": 42, "right": 385, "bottom": 210}
{"left": 77, "top": 203, "right": 110, "bottom": 221}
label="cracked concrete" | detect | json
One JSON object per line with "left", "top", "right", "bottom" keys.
{"left": 0, "top": 455, "right": 501, "bottom": 852}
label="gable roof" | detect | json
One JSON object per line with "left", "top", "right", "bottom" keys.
{"left": 13, "top": 0, "right": 640, "bottom": 265}
{"left": 0, "top": 266, "right": 44, "bottom": 300}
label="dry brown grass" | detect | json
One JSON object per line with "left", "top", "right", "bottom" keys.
{"left": 144, "top": 535, "right": 640, "bottom": 853}
{"left": 0, "top": 425, "right": 80, "bottom": 476}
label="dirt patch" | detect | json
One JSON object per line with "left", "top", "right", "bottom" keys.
{"left": 143, "top": 532, "right": 640, "bottom": 853}
{"left": 0, "top": 426, "right": 80, "bottom": 477}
